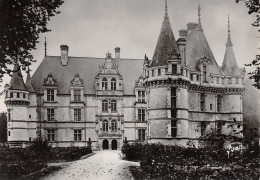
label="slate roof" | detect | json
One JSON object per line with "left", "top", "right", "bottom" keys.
{"left": 25, "top": 72, "right": 36, "bottom": 93}
{"left": 221, "top": 26, "right": 242, "bottom": 76}
{"left": 9, "top": 64, "right": 27, "bottom": 91}
{"left": 31, "top": 56, "right": 144, "bottom": 95}
{"left": 185, "top": 26, "right": 224, "bottom": 75}
{"left": 150, "top": 15, "right": 179, "bottom": 67}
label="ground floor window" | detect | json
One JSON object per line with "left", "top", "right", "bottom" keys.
{"left": 47, "top": 129, "right": 55, "bottom": 142}
{"left": 138, "top": 129, "right": 145, "bottom": 141}
{"left": 74, "top": 129, "right": 82, "bottom": 141}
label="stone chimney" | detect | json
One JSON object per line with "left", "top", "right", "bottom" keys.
{"left": 115, "top": 47, "right": 120, "bottom": 59}
{"left": 60, "top": 45, "right": 69, "bottom": 66}
{"left": 187, "top": 23, "right": 198, "bottom": 35}
{"left": 179, "top": 29, "right": 188, "bottom": 39}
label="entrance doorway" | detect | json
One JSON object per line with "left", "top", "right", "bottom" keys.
{"left": 102, "top": 139, "right": 109, "bottom": 150}
{"left": 111, "top": 139, "right": 117, "bottom": 150}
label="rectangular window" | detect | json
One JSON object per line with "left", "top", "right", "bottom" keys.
{"left": 222, "top": 78, "right": 224, "bottom": 84}
{"left": 216, "top": 78, "right": 219, "bottom": 84}
{"left": 74, "top": 129, "right": 82, "bottom": 141}
{"left": 74, "top": 109, "right": 81, "bottom": 122}
{"left": 203, "top": 66, "right": 207, "bottom": 82}
{"left": 200, "top": 93, "right": 205, "bottom": 111}
{"left": 228, "top": 78, "right": 232, "bottom": 84}
{"left": 171, "top": 120, "right": 177, "bottom": 137}
{"left": 210, "top": 104, "right": 213, "bottom": 110}
{"left": 47, "top": 109, "right": 55, "bottom": 121}
{"left": 181, "top": 68, "right": 183, "bottom": 75}
{"left": 201, "top": 122, "right": 206, "bottom": 136}
{"left": 23, "top": 94, "right": 26, "bottom": 99}
{"left": 171, "top": 109, "right": 177, "bottom": 119}
{"left": 217, "top": 95, "right": 221, "bottom": 112}
{"left": 74, "top": 89, "right": 81, "bottom": 102}
{"left": 8, "top": 131, "right": 10, "bottom": 136}
{"left": 158, "top": 69, "right": 161, "bottom": 76}
{"left": 138, "top": 91, "right": 145, "bottom": 102}
{"left": 138, "top": 109, "right": 145, "bottom": 122}
{"left": 172, "top": 64, "right": 177, "bottom": 75}
{"left": 17, "top": 93, "right": 20, "bottom": 98}
{"left": 210, "top": 77, "right": 214, "bottom": 83}
{"left": 186, "top": 70, "right": 188, "bottom": 77}
{"left": 191, "top": 74, "right": 194, "bottom": 81}
{"left": 7, "top": 109, "right": 11, "bottom": 121}
{"left": 152, "top": 70, "right": 154, "bottom": 77}
{"left": 47, "top": 129, "right": 55, "bottom": 142}
{"left": 47, "top": 89, "right": 54, "bottom": 101}
{"left": 197, "top": 75, "right": 200, "bottom": 81}
{"left": 10, "top": 92, "right": 13, "bottom": 98}
{"left": 165, "top": 68, "right": 168, "bottom": 73}
{"left": 171, "top": 88, "right": 177, "bottom": 108}
{"left": 138, "top": 129, "right": 145, "bottom": 141}
{"left": 235, "top": 78, "right": 239, "bottom": 84}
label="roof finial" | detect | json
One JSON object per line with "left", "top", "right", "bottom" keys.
{"left": 44, "top": 37, "right": 47, "bottom": 56}
{"left": 226, "top": 14, "right": 233, "bottom": 46}
{"left": 197, "top": 1, "right": 202, "bottom": 31}
{"left": 164, "top": 0, "right": 168, "bottom": 18}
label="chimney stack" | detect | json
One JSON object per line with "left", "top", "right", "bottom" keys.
{"left": 179, "top": 29, "right": 188, "bottom": 39}
{"left": 187, "top": 23, "right": 198, "bottom": 35}
{"left": 60, "top": 45, "right": 69, "bottom": 66}
{"left": 115, "top": 47, "right": 120, "bottom": 59}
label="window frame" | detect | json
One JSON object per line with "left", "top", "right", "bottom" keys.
{"left": 102, "top": 100, "right": 108, "bottom": 112}
{"left": 171, "top": 120, "right": 177, "bottom": 137}
{"left": 73, "top": 89, "right": 81, "bottom": 102}
{"left": 74, "top": 129, "right": 82, "bottom": 141}
{"left": 47, "top": 129, "right": 55, "bottom": 142}
{"left": 138, "top": 129, "right": 145, "bottom": 141}
{"left": 172, "top": 64, "right": 177, "bottom": 75}
{"left": 138, "top": 91, "right": 145, "bottom": 102}
{"left": 102, "top": 120, "right": 109, "bottom": 132}
{"left": 158, "top": 69, "right": 161, "bottom": 76}
{"left": 200, "top": 93, "right": 205, "bottom": 111}
{"left": 111, "top": 100, "right": 117, "bottom": 112}
{"left": 74, "top": 108, "right": 81, "bottom": 122}
{"left": 138, "top": 109, "right": 145, "bottom": 122}
{"left": 111, "top": 78, "right": 117, "bottom": 90}
{"left": 47, "top": 109, "right": 55, "bottom": 121}
{"left": 102, "top": 78, "right": 108, "bottom": 90}
{"left": 171, "top": 88, "right": 177, "bottom": 108}
{"left": 47, "top": 89, "right": 55, "bottom": 102}
{"left": 111, "top": 120, "right": 117, "bottom": 132}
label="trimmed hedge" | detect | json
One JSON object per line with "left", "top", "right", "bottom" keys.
{"left": 122, "top": 143, "right": 259, "bottom": 179}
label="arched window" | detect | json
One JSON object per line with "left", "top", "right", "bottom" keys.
{"left": 102, "top": 100, "right": 108, "bottom": 112}
{"left": 111, "top": 78, "right": 116, "bottom": 90}
{"left": 111, "top": 120, "right": 117, "bottom": 132}
{"left": 103, "top": 120, "right": 108, "bottom": 132}
{"left": 102, "top": 78, "right": 108, "bottom": 90}
{"left": 111, "top": 100, "right": 117, "bottom": 112}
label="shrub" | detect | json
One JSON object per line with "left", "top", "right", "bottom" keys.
{"left": 121, "top": 142, "right": 143, "bottom": 161}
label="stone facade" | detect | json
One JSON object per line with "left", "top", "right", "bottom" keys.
{"left": 4, "top": 2, "right": 244, "bottom": 149}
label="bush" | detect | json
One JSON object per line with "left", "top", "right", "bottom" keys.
{"left": 121, "top": 142, "right": 143, "bottom": 161}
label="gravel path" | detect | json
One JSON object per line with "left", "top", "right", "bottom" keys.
{"left": 41, "top": 150, "right": 139, "bottom": 180}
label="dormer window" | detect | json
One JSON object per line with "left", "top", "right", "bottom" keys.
{"left": 17, "top": 93, "right": 20, "bottom": 98}
{"left": 235, "top": 78, "right": 239, "bottom": 84}
{"left": 228, "top": 78, "right": 232, "bottom": 84}
{"left": 10, "top": 92, "right": 13, "bottom": 98}
{"left": 172, "top": 64, "right": 177, "bottom": 75}
{"left": 47, "top": 89, "right": 55, "bottom": 101}
{"left": 158, "top": 69, "right": 161, "bottom": 76}
{"left": 111, "top": 78, "right": 116, "bottom": 90}
{"left": 102, "top": 78, "right": 108, "bottom": 90}
{"left": 152, "top": 70, "right": 154, "bottom": 77}
{"left": 138, "top": 91, "right": 145, "bottom": 102}
{"left": 23, "top": 94, "right": 26, "bottom": 99}
{"left": 74, "top": 89, "right": 81, "bottom": 102}
{"left": 216, "top": 78, "right": 219, "bottom": 84}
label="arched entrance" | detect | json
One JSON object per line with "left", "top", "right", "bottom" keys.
{"left": 111, "top": 139, "right": 117, "bottom": 150}
{"left": 102, "top": 139, "right": 109, "bottom": 150}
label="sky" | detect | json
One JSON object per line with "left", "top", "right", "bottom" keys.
{"left": 0, "top": 0, "right": 258, "bottom": 112}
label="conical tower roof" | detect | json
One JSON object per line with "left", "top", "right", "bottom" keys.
{"left": 185, "top": 4, "right": 223, "bottom": 75}
{"left": 25, "top": 71, "right": 36, "bottom": 93}
{"left": 9, "top": 64, "right": 27, "bottom": 91}
{"left": 150, "top": 0, "right": 179, "bottom": 67}
{"left": 221, "top": 15, "right": 241, "bottom": 76}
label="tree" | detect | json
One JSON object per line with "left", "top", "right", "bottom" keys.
{"left": 0, "top": 0, "right": 64, "bottom": 83}
{"left": 0, "top": 112, "right": 7, "bottom": 142}
{"left": 235, "top": 0, "right": 260, "bottom": 88}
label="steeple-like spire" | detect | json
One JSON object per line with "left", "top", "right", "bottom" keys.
{"left": 9, "top": 64, "right": 27, "bottom": 91}
{"left": 222, "top": 14, "right": 240, "bottom": 76}
{"left": 150, "top": 0, "right": 179, "bottom": 67}
{"left": 226, "top": 14, "right": 233, "bottom": 46}
{"left": 25, "top": 66, "right": 36, "bottom": 93}
{"left": 44, "top": 37, "right": 47, "bottom": 56}
{"left": 197, "top": 2, "right": 203, "bottom": 31}
{"left": 164, "top": 0, "right": 168, "bottom": 19}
